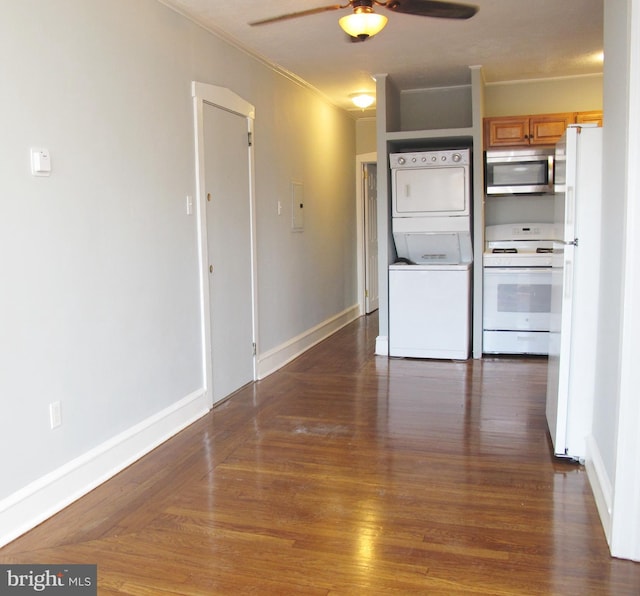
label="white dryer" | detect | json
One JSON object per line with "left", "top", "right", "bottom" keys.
{"left": 388, "top": 149, "right": 473, "bottom": 360}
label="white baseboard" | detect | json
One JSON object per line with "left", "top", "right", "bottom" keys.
{"left": 257, "top": 305, "right": 360, "bottom": 379}
{"left": 585, "top": 433, "right": 613, "bottom": 545}
{"left": 375, "top": 335, "right": 388, "bottom": 356}
{"left": 0, "top": 389, "right": 209, "bottom": 548}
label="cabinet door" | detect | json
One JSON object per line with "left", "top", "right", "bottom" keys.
{"left": 529, "top": 113, "right": 574, "bottom": 145}
{"left": 484, "top": 117, "right": 530, "bottom": 148}
{"left": 576, "top": 111, "right": 603, "bottom": 126}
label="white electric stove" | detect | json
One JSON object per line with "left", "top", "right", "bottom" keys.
{"left": 483, "top": 223, "right": 555, "bottom": 355}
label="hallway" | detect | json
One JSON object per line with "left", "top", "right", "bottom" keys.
{"left": 1, "top": 313, "right": 639, "bottom": 594}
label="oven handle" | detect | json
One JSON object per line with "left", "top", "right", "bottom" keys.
{"left": 483, "top": 266, "right": 552, "bottom": 273}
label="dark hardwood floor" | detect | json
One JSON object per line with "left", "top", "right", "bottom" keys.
{"left": 2, "top": 313, "right": 639, "bottom": 594}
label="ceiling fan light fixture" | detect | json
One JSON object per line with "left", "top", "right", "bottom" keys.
{"left": 339, "top": 7, "right": 388, "bottom": 40}
{"left": 350, "top": 92, "right": 375, "bottom": 109}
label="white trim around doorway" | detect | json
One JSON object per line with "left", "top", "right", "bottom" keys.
{"left": 191, "top": 82, "right": 258, "bottom": 408}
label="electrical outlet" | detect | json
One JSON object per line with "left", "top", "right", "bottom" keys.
{"left": 49, "top": 401, "right": 61, "bottom": 429}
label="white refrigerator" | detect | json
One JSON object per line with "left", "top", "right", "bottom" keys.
{"left": 546, "top": 125, "right": 603, "bottom": 462}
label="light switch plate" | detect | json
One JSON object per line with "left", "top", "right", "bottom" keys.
{"left": 31, "top": 147, "right": 51, "bottom": 176}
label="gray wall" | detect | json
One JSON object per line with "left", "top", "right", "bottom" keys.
{"left": 0, "top": 0, "right": 356, "bottom": 503}
{"left": 400, "top": 85, "right": 472, "bottom": 130}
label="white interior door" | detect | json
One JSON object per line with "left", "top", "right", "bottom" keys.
{"left": 204, "top": 102, "right": 254, "bottom": 403}
{"left": 364, "top": 162, "right": 379, "bottom": 313}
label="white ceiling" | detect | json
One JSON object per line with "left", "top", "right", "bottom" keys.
{"left": 160, "top": 0, "right": 603, "bottom": 116}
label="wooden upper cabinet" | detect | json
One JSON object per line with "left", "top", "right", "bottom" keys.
{"left": 528, "top": 114, "right": 575, "bottom": 145}
{"left": 484, "top": 117, "right": 531, "bottom": 147}
{"left": 576, "top": 111, "right": 604, "bottom": 126}
{"left": 484, "top": 111, "right": 603, "bottom": 149}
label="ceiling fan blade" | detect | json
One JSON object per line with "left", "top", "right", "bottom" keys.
{"left": 382, "top": 0, "right": 478, "bottom": 20}
{"left": 249, "top": 5, "right": 346, "bottom": 26}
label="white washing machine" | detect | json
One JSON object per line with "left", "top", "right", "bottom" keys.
{"left": 388, "top": 148, "right": 473, "bottom": 360}
{"left": 389, "top": 262, "right": 471, "bottom": 359}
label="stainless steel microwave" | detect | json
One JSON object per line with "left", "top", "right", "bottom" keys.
{"left": 485, "top": 148, "right": 554, "bottom": 195}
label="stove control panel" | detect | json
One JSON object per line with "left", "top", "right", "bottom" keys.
{"left": 485, "top": 223, "right": 556, "bottom": 243}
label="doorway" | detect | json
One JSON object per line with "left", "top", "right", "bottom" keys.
{"left": 192, "top": 83, "right": 257, "bottom": 406}
{"left": 356, "top": 152, "right": 379, "bottom": 315}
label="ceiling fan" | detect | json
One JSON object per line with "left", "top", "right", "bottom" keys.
{"left": 249, "top": 0, "right": 479, "bottom": 41}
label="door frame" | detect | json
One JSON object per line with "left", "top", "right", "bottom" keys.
{"left": 355, "top": 152, "right": 377, "bottom": 316}
{"left": 609, "top": 0, "right": 640, "bottom": 560}
{"left": 192, "top": 82, "right": 258, "bottom": 408}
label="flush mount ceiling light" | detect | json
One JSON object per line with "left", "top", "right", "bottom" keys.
{"left": 339, "top": 3, "right": 388, "bottom": 40}
{"left": 350, "top": 92, "right": 376, "bottom": 109}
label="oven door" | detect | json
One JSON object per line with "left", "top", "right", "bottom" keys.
{"left": 483, "top": 267, "right": 552, "bottom": 331}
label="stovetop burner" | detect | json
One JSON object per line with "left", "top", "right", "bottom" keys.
{"left": 491, "top": 246, "right": 553, "bottom": 254}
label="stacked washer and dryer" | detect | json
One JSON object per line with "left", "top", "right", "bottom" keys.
{"left": 388, "top": 149, "right": 472, "bottom": 360}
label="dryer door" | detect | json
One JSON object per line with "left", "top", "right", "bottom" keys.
{"left": 392, "top": 166, "right": 468, "bottom": 217}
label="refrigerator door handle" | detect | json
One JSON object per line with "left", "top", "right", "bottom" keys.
{"left": 564, "top": 260, "right": 573, "bottom": 299}
{"left": 566, "top": 186, "right": 575, "bottom": 233}
{"left": 554, "top": 238, "right": 578, "bottom": 249}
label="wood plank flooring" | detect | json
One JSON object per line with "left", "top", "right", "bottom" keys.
{"left": 2, "top": 312, "right": 639, "bottom": 594}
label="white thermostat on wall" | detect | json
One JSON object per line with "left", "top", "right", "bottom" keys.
{"left": 30, "top": 147, "right": 51, "bottom": 176}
